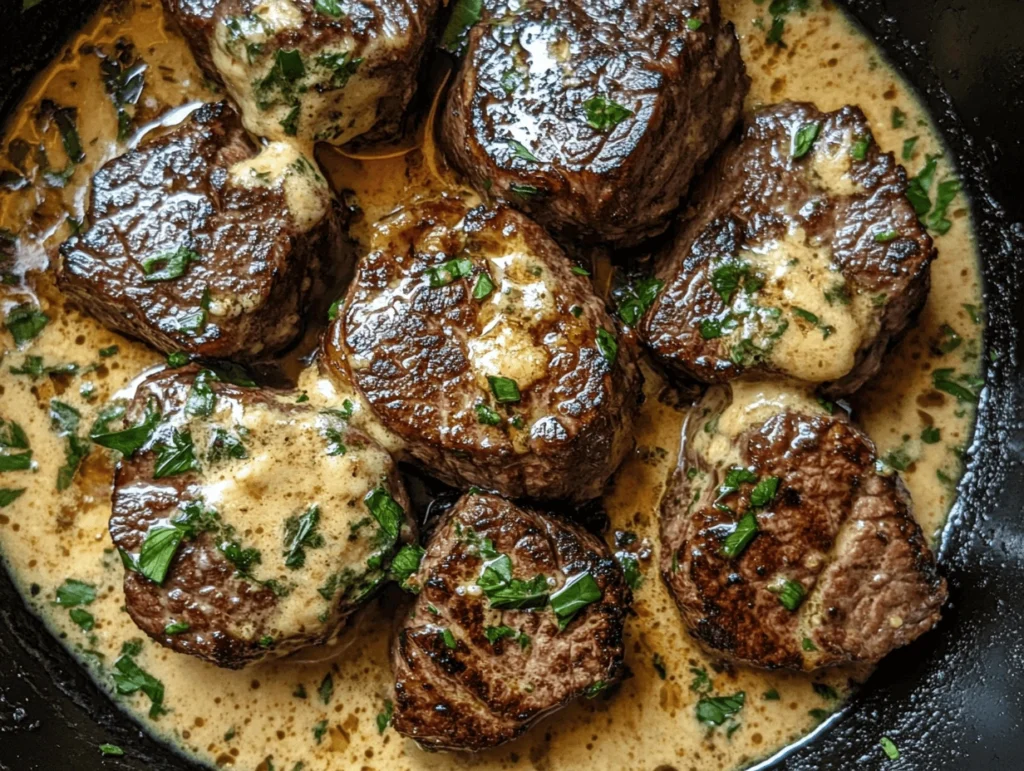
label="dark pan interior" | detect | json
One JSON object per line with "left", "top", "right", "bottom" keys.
{"left": 1, "top": 0, "right": 1022, "bottom": 768}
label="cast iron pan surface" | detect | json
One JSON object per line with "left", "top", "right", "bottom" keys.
{"left": 0, "top": 0, "right": 1022, "bottom": 768}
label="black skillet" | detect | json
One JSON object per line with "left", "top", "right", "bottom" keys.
{"left": 1, "top": 0, "right": 1022, "bottom": 768}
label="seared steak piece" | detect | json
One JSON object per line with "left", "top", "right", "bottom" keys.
{"left": 660, "top": 381, "right": 947, "bottom": 671}
{"left": 107, "top": 366, "right": 414, "bottom": 668}
{"left": 163, "top": 0, "right": 439, "bottom": 145}
{"left": 392, "top": 491, "right": 630, "bottom": 750}
{"left": 441, "top": 0, "right": 747, "bottom": 245}
{"left": 59, "top": 102, "right": 340, "bottom": 360}
{"left": 321, "top": 195, "right": 643, "bottom": 502}
{"left": 640, "top": 102, "right": 935, "bottom": 397}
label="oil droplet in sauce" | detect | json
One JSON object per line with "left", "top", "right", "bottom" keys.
{"left": 0, "top": 2, "right": 983, "bottom": 770}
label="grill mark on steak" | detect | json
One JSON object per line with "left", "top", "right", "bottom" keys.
{"left": 392, "top": 492, "right": 630, "bottom": 750}
{"left": 659, "top": 383, "right": 947, "bottom": 671}
{"left": 321, "top": 196, "right": 643, "bottom": 501}
{"left": 58, "top": 102, "right": 341, "bottom": 361}
{"left": 441, "top": 0, "right": 748, "bottom": 246}
{"left": 640, "top": 101, "right": 935, "bottom": 396}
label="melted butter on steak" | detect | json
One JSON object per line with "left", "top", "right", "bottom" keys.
{"left": 721, "top": 229, "right": 880, "bottom": 383}
{"left": 167, "top": 0, "right": 440, "bottom": 147}
{"left": 110, "top": 367, "right": 414, "bottom": 667}
{"left": 229, "top": 141, "right": 331, "bottom": 232}
{"left": 323, "top": 195, "right": 642, "bottom": 501}
{"left": 641, "top": 101, "right": 934, "bottom": 396}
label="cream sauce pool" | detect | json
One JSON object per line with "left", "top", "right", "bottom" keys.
{"left": 0, "top": 1, "right": 983, "bottom": 769}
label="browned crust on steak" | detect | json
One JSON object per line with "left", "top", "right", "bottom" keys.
{"left": 321, "top": 197, "right": 642, "bottom": 501}
{"left": 58, "top": 102, "right": 341, "bottom": 360}
{"left": 441, "top": 0, "right": 748, "bottom": 246}
{"left": 162, "top": 0, "right": 439, "bottom": 143}
{"left": 641, "top": 101, "right": 935, "bottom": 396}
{"left": 392, "top": 492, "right": 630, "bottom": 750}
{"left": 109, "top": 366, "right": 411, "bottom": 668}
{"left": 659, "top": 387, "right": 947, "bottom": 670}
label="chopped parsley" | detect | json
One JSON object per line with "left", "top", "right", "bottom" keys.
{"left": 550, "top": 572, "right": 602, "bottom": 630}
{"left": 772, "top": 579, "right": 806, "bottom": 611}
{"left": 283, "top": 505, "right": 325, "bottom": 569}
{"left": 596, "top": 328, "right": 618, "bottom": 363}
{"left": 488, "top": 375, "right": 521, "bottom": 403}
{"left": 472, "top": 272, "right": 495, "bottom": 300}
{"left": 750, "top": 476, "right": 780, "bottom": 507}
{"left": 509, "top": 182, "right": 540, "bottom": 198}
{"left": 314, "top": 0, "right": 343, "bottom": 17}
{"left": 376, "top": 699, "right": 393, "bottom": 734}
{"left": 389, "top": 544, "right": 425, "bottom": 592}
{"left": 880, "top": 736, "right": 900, "bottom": 760}
{"left": 924, "top": 178, "right": 961, "bottom": 235}
{"left": 891, "top": 107, "right": 906, "bottom": 128}
{"left": 477, "top": 553, "right": 549, "bottom": 610}
{"left": 583, "top": 95, "right": 633, "bottom": 132}
{"left": 508, "top": 139, "right": 539, "bottom": 162}
{"left": 614, "top": 552, "right": 643, "bottom": 590}
{"left": 364, "top": 486, "right": 404, "bottom": 544}
{"left": 49, "top": 400, "right": 90, "bottom": 491}
{"left": 318, "top": 672, "right": 334, "bottom": 704}
{"left": 696, "top": 692, "right": 745, "bottom": 726}
{"left": 720, "top": 512, "right": 758, "bottom": 559}
{"left": 140, "top": 246, "right": 201, "bottom": 282}
{"left": 4, "top": 303, "right": 49, "bottom": 346}
{"left": 112, "top": 653, "right": 166, "bottom": 718}
{"left": 164, "top": 621, "right": 190, "bottom": 635}
{"left": 152, "top": 429, "right": 199, "bottom": 478}
{"left": 69, "top": 607, "right": 95, "bottom": 631}
{"left": 921, "top": 425, "right": 941, "bottom": 444}
{"left": 792, "top": 121, "right": 822, "bottom": 159}
{"left": 184, "top": 370, "right": 217, "bottom": 418}
{"left": 441, "top": 0, "right": 482, "bottom": 54}
{"left": 426, "top": 256, "right": 473, "bottom": 287}
{"left": 614, "top": 276, "right": 664, "bottom": 326}
{"left": 0, "top": 488, "right": 25, "bottom": 507}
{"left": 812, "top": 682, "right": 839, "bottom": 701}
{"left": 440, "top": 627, "right": 458, "bottom": 649}
{"left": 54, "top": 579, "right": 96, "bottom": 607}
{"left": 932, "top": 368, "right": 980, "bottom": 403}
{"left": 690, "top": 666, "right": 712, "bottom": 694}
{"left": 475, "top": 403, "right": 502, "bottom": 426}
{"left": 98, "top": 744, "right": 124, "bottom": 756}
{"left": 850, "top": 135, "right": 871, "bottom": 160}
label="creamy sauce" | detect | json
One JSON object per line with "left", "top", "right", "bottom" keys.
{"left": 0, "top": 2, "right": 983, "bottom": 770}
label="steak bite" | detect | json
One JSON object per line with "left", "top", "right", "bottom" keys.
{"left": 59, "top": 102, "right": 340, "bottom": 360}
{"left": 106, "top": 367, "right": 414, "bottom": 668}
{"left": 392, "top": 491, "right": 630, "bottom": 751}
{"left": 321, "top": 195, "right": 643, "bottom": 502}
{"left": 660, "top": 381, "right": 947, "bottom": 671}
{"left": 163, "top": 0, "right": 439, "bottom": 145}
{"left": 441, "top": 0, "right": 748, "bottom": 245}
{"left": 640, "top": 101, "right": 935, "bottom": 396}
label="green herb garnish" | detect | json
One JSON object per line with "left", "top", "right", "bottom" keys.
{"left": 550, "top": 572, "right": 602, "bottom": 630}
{"left": 583, "top": 95, "right": 633, "bottom": 132}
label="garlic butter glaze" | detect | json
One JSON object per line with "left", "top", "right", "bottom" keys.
{"left": 0, "top": 2, "right": 981, "bottom": 769}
